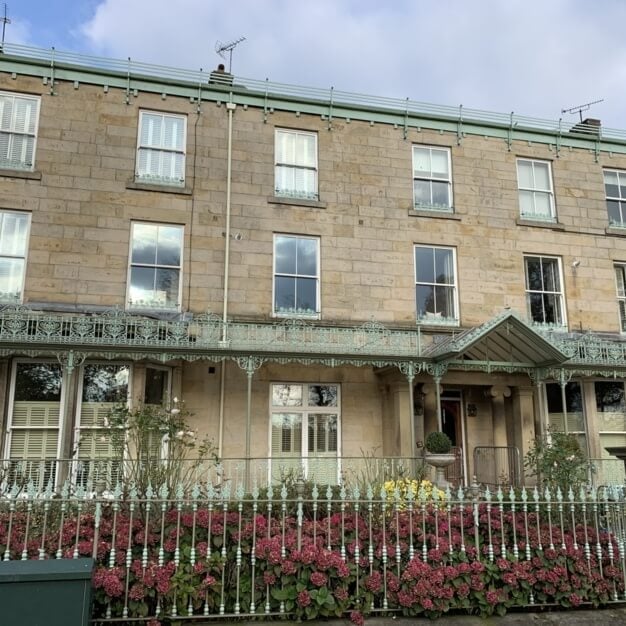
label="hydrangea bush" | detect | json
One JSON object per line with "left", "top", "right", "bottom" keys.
{"left": 1, "top": 493, "right": 623, "bottom": 624}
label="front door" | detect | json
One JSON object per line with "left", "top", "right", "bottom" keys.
{"left": 440, "top": 392, "right": 464, "bottom": 484}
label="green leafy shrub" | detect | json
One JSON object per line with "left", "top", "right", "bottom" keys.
{"left": 524, "top": 430, "right": 590, "bottom": 494}
{"left": 424, "top": 431, "right": 452, "bottom": 454}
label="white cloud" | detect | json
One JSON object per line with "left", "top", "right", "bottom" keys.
{"left": 77, "top": 0, "right": 626, "bottom": 128}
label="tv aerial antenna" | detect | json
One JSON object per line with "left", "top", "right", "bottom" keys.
{"left": 1, "top": 4, "right": 11, "bottom": 49}
{"left": 215, "top": 36, "right": 246, "bottom": 73}
{"left": 561, "top": 98, "right": 604, "bottom": 122}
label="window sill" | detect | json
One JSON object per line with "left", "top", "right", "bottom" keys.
{"left": 126, "top": 181, "right": 192, "bottom": 195}
{"left": 273, "top": 312, "right": 321, "bottom": 321}
{"left": 417, "top": 318, "right": 459, "bottom": 328}
{"left": 409, "top": 208, "right": 460, "bottom": 220}
{"left": 268, "top": 195, "right": 327, "bottom": 209}
{"left": 605, "top": 226, "right": 626, "bottom": 237}
{"left": 0, "top": 168, "right": 41, "bottom": 181}
{"left": 516, "top": 218, "right": 565, "bottom": 231}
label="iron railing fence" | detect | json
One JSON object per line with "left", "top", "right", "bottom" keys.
{"left": 1, "top": 43, "right": 624, "bottom": 143}
{"left": 0, "top": 456, "right": 429, "bottom": 496}
{"left": 474, "top": 446, "right": 522, "bottom": 488}
{"left": 1, "top": 486, "right": 626, "bottom": 621}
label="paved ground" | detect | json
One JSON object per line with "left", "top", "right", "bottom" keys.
{"left": 231, "top": 606, "right": 626, "bottom": 624}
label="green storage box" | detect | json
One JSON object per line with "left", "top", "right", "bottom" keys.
{"left": 0, "top": 558, "right": 94, "bottom": 626}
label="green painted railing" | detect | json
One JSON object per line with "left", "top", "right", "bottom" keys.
{"left": 2, "top": 43, "right": 625, "bottom": 144}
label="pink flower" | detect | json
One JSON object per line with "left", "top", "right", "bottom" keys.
{"left": 350, "top": 610, "right": 364, "bottom": 626}
{"left": 310, "top": 571, "right": 327, "bottom": 587}
{"left": 297, "top": 590, "right": 311, "bottom": 607}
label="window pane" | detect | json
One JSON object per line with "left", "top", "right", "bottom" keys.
{"left": 156, "top": 226, "right": 182, "bottom": 267}
{"left": 543, "top": 293, "right": 561, "bottom": 324}
{"left": 525, "top": 258, "right": 542, "bottom": 290}
{"left": 308, "top": 385, "right": 337, "bottom": 407}
{"left": 276, "top": 130, "right": 295, "bottom": 164}
{"left": 14, "top": 363, "right": 62, "bottom": 401}
{"left": 605, "top": 170, "right": 619, "bottom": 192}
{"left": 145, "top": 368, "right": 168, "bottom": 406}
{"left": 517, "top": 161, "right": 533, "bottom": 188}
{"left": 413, "top": 147, "right": 430, "bottom": 176}
{"left": 434, "top": 248, "right": 454, "bottom": 284}
{"left": 430, "top": 149, "right": 449, "bottom": 179}
{"left": 82, "top": 364, "right": 129, "bottom": 403}
{"left": 533, "top": 191, "right": 552, "bottom": 217}
{"left": 519, "top": 190, "right": 534, "bottom": 215}
{"left": 542, "top": 259, "right": 559, "bottom": 291}
{"left": 0, "top": 212, "right": 29, "bottom": 256}
{"left": 528, "top": 292, "right": 544, "bottom": 322}
{"left": 132, "top": 223, "right": 157, "bottom": 264}
{"left": 296, "top": 133, "right": 316, "bottom": 167}
{"left": 129, "top": 266, "right": 156, "bottom": 302}
{"left": 163, "top": 116, "right": 184, "bottom": 151}
{"left": 533, "top": 162, "right": 550, "bottom": 190}
{"left": 296, "top": 238, "right": 317, "bottom": 276}
{"left": 141, "top": 113, "right": 163, "bottom": 147}
{"left": 413, "top": 180, "right": 431, "bottom": 206}
{"left": 295, "top": 277, "right": 317, "bottom": 313}
{"left": 155, "top": 268, "right": 179, "bottom": 305}
{"left": 416, "top": 284, "right": 435, "bottom": 317}
{"left": 0, "top": 257, "right": 24, "bottom": 296}
{"left": 272, "top": 384, "right": 302, "bottom": 407}
{"left": 607, "top": 200, "right": 622, "bottom": 224}
{"left": 434, "top": 285, "right": 454, "bottom": 318}
{"left": 595, "top": 381, "right": 625, "bottom": 413}
{"left": 616, "top": 266, "right": 626, "bottom": 298}
{"left": 275, "top": 275, "right": 295, "bottom": 312}
{"left": 431, "top": 181, "right": 450, "bottom": 207}
{"left": 275, "top": 236, "right": 297, "bottom": 274}
{"left": 415, "top": 247, "right": 435, "bottom": 284}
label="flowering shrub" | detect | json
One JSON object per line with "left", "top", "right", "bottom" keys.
{"left": 383, "top": 478, "right": 446, "bottom": 509}
{"left": 0, "top": 494, "right": 623, "bottom": 623}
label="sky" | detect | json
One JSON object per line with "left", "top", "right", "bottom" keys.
{"left": 5, "top": 0, "right": 626, "bottom": 130}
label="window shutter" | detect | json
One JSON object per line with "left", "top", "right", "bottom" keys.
{"left": 0, "top": 95, "right": 13, "bottom": 131}
{"left": 9, "top": 429, "right": 59, "bottom": 459}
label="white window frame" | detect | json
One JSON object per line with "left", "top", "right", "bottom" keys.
{"left": 414, "top": 244, "right": 459, "bottom": 325}
{"left": 135, "top": 110, "right": 187, "bottom": 186}
{"left": 516, "top": 158, "right": 555, "bottom": 221}
{"left": 272, "top": 233, "right": 321, "bottom": 318}
{"left": 274, "top": 128, "right": 318, "bottom": 200}
{"left": 605, "top": 169, "right": 626, "bottom": 227}
{"left": 524, "top": 254, "right": 567, "bottom": 328}
{"left": 74, "top": 362, "right": 131, "bottom": 459}
{"left": 0, "top": 210, "right": 30, "bottom": 303}
{"left": 615, "top": 264, "right": 626, "bottom": 332}
{"left": 0, "top": 91, "right": 40, "bottom": 171}
{"left": 268, "top": 383, "right": 341, "bottom": 484}
{"left": 3, "top": 360, "right": 67, "bottom": 489}
{"left": 126, "top": 222, "right": 184, "bottom": 312}
{"left": 412, "top": 145, "right": 453, "bottom": 211}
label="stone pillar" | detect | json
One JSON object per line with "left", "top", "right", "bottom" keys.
{"left": 512, "top": 386, "right": 536, "bottom": 481}
{"left": 488, "top": 385, "right": 511, "bottom": 448}
{"left": 421, "top": 383, "right": 439, "bottom": 440}
{"left": 388, "top": 382, "right": 414, "bottom": 457}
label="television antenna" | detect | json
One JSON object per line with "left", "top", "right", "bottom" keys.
{"left": 1, "top": 4, "right": 10, "bottom": 48}
{"left": 215, "top": 36, "right": 246, "bottom": 73}
{"left": 561, "top": 98, "right": 604, "bottom": 122}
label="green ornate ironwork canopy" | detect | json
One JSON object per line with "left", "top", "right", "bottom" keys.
{"left": 0, "top": 305, "right": 625, "bottom": 380}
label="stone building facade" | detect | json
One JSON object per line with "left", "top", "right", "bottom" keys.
{"left": 1, "top": 44, "right": 626, "bottom": 487}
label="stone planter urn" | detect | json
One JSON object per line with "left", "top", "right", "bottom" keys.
{"left": 423, "top": 431, "right": 455, "bottom": 489}
{"left": 424, "top": 452, "right": 456, "bottom": 489}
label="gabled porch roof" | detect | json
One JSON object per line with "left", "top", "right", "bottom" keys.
{"left": 425, "top": 310, "right": 569, "bottom": 368}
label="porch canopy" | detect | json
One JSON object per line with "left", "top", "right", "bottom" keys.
{"left": 425, "top": 310, "right": 569, "bottom": 369}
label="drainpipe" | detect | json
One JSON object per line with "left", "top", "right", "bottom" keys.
{"left": 217, "top": 101, "right": 236, "bottom": 458}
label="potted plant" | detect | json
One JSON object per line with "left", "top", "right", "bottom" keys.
{"left": 424, "top": 431, "right": 456, "bottom": 488}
